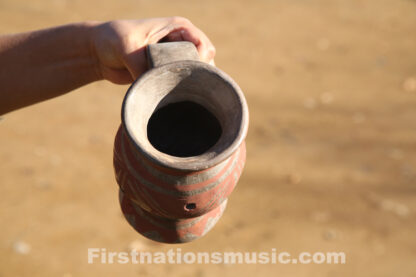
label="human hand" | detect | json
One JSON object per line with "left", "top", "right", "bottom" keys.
{"left": 91, "top": 17, "right": 216, "bottom": 84}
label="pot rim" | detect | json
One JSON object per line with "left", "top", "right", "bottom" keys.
{"left": 121, "top": 60, "right": 249, "bottom": 172}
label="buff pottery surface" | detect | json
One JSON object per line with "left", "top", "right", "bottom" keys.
{"left": 113, "top": 41, "right": 249, "bottom": 243}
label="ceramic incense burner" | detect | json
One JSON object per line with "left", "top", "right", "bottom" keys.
{"left": 113, "top": 42, "right": 248, "bottom": 243}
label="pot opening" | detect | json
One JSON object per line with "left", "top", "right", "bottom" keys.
{"left": 147, "top": 101, "right": 222, "bottom": 157}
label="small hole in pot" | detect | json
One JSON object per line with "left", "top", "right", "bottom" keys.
{"left": 185, "top": 203, "right": 196, "bottom": 210}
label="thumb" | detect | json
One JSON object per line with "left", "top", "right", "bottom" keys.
{"left": 122, "top": 47, "right": 148, "bottom": 80}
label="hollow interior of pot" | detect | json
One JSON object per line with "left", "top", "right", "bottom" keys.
{"left": 147, "top": 100, "right": 223, "bottom": 157}
{"left": 123, "top": 63, "right": 244, "bottom": 168}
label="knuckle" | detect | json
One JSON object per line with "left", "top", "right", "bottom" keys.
{"left": 210, "top": 46, "right": 216, "bottom": 55}
{"left": 171, "top": 16, "right": 191, "bottom": 25}
{"left": 207, "top": 46, "right": 216, "bottom": 58}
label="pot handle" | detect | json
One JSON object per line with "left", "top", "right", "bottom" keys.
{"left": 146, "top": 41, "right": 200, "bottom": 68}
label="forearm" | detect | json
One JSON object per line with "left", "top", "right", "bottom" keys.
{"left": 0, "top": 22, "right": 101, "bottom": 115}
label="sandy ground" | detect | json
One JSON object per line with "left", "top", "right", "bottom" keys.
{"left": 1, "top": 0, "right": 416, "bottom": 276}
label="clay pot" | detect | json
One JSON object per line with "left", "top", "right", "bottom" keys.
{"left": 113, "top": 42, "right": 249, "bottom": 243}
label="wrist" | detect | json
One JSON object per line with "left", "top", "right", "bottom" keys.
{"left": 82, "top": 21, "right": 104, "bottom": 82}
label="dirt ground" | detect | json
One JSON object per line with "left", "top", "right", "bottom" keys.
{"left": 1, "top": 0, "right": 416, "bottom": 276}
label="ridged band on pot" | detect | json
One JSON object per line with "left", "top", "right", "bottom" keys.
{"left": 119, "top": 189, "right": 228, "bottom": 243}
{"left": 114, "top": 126, "right": 246, "bottom": 219}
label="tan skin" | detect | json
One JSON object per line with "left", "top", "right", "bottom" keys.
{"left": 0, "top": 17, "right": 215, "bottom": 115}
